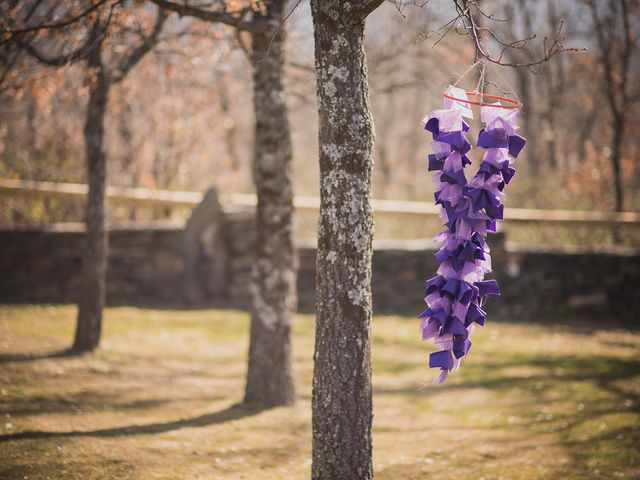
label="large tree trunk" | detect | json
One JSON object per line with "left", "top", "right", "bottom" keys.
{"left": 311, "top": 2, "right": 378, "bottom": 478}
{"left": 73, "top": 49, "right": 110, "bottom": 352}
{"left": 243, "top": 2, "right": 296, "bottom": 407}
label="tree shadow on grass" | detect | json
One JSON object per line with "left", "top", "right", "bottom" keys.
{"left": 374, "top": 355, "right": 640, "bottom": 397}
{"left": 375, "top": 353, "right": 640, "bottom": 476}
{"left": 1, "top": 391, "right": 229, "bottom": 416}
{"left": 0, "top": 402, "right": 265, "bottom": 443}
{"left": 0, "top": 348, "right": 80, "bottom": 364}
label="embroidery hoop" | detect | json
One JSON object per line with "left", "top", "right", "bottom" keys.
{"left": 442, "top": 91, "right": 523, "bottom": 109}
{"left": 444, "top": 59, "right": 523, "bottom": 110}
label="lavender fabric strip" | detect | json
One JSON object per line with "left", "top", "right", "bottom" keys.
{"left": 419, "top": 91, "right": 525, "bottom": 383}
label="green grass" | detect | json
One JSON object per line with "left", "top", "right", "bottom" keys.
{"left": 0, "top": 305, "right": 638, "bottom": 479}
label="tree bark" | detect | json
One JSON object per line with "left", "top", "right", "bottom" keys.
{"left": 73, "top": 47, "right": 110, "bottom": 352}
{"left": 243, "top": 2, "right": 296, "bottom": 407}
{"left": 311, "top": 2, "right": 379, "bottom": 478}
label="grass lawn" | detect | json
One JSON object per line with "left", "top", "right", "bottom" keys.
{"left": 0, "top": 305, "right": 639, "bottom": 479}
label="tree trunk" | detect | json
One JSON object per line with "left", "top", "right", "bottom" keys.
{"left": 311, "top": 3, "right": 377, "bottom": 478}
{"left": 73, "top": 49, "right": 110, "bottom": 352}
{"left": 243, "top": 2, "right": 296, "bottom": 407}
{"left": 376, "top": 94, "right": 395, "bottom": 193}
{"left": 611, "top": 113, "right": 625, "bottom": 213}
{"left": 512, "top": 67, "right": 538, "bottom": 172}
{"left": 220, "top": 79, "right": 241, "bottom": 171}
{"left": 406, "top": 49, "right": 427, "bottom": 198}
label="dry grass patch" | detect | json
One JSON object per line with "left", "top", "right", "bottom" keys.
{"left": 1, "top": 305, "right": 638, "bottom": 479}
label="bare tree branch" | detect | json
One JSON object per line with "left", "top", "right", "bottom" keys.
{"left": 416, "top": 0, "right": 586, "bottom": 70}
{"left": 283, "top": 0, "right": 304, "bottom": 24}
{"left": 1, "top": 0, "right": 119, "bottom": 38}
{"left": 19, "top": 17, "right": 105, "bottom": 67}
{"left": 150, "top": 0, "right": 267, "bottom": 33}
{"left": 470, "top": 0, "right": 584, "bottom": 68}
{"left": 361, "top": 0, "right": 387, "bottom": 18}
{"left": 111, "top": 8, "right": 167, "bottom": 83}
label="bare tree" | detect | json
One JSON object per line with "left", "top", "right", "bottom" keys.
{"left": 587, "top": 0, "right": 637, "bottom": 212}
{"left": 151, "top": 0, "right": 296, "bottom": 407}
{"left": 2, "top": 1, "right": 166, "bottom": 351}
{"left": 502, "top": 0, "right": 540, "bottom": 172}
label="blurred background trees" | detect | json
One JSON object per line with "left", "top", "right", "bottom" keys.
{"left": 586, "top": 0, "right": 636, "bottom": 212}
{"left": 2, "top": 0, "right": 638, "bottom": 222}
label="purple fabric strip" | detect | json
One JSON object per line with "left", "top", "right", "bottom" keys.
{"left": 429, "top": 350, "right": 454, "bottom": 370}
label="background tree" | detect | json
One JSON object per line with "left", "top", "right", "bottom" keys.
{"left": 2, "top": 1, "right": 166, "bottom": 351}
{"left": 151, "top": 0, "right": 297, "bottom": 407}
{"left": 586, "top": 0, "right": 638, "bottom": 212}
{"left": 3, "top": 1, "right": 638, "bottom": 226}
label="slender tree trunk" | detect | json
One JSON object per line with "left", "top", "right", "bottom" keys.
{"left": 243, "top": 3, "right": 296, "bottom": 407}
{"left": 220, "top": 79, "right": 241, "bottom": 171}
{"left": 406, "top": 49, "right": 427, "bottom": 198}
{"left": 509, "top": 0, "right": 539, "bottom": 174}
{"left": 611, "top": 113, "right": 625, "bottom": 212}
{"left": 577, "top": 96, "right": 600, "bottom": 165}
{"left": 311, "top": 3, "right": 377, "bottom": 477}
{"left": 512, "top": 68, "right": 538, "bottom": 172}
{"left": 376, "top": 94, "right": 394, "bottom": 193}
{"left": 543, "top": 68, "right": 559, "bottom": 170}
{"left": 73, "top": 50, "right": 110, "bottom": 352}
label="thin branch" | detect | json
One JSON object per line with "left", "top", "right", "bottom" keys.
{"left": 150, "top": 0, "right": 267, "bottom": 33}
{"left": 425, "top": 0, "right": 587, "bottom": 71}
{"left": 0, "top": 0, "right": 48, "bottom": 86}
{"left": 283, "top": 0, "right": 303, "bottom": 24}
{"left": 2, "top": 0, "right": 117, "bottom": 37}
{"left": 15, "top": 0, "right": 121, "bottom": 68}
{"left": 111, "top": 8, "right": 167, "bottom": 83}
{"left": 20, "top": 21, "right": 102, "bottom": 66}
{"left": 414, "top": 14, "right": 459, "bottom": 45}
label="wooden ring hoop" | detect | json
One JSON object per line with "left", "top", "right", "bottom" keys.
{"left": 443, "top": 90, "right": 523, "bottom": 109}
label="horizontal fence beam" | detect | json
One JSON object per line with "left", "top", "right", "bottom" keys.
{"left": 1, "top": 178, "right": 639, "bottom": 226}
{"left": 0, "top": 179, "right": 202, "bottom": 207}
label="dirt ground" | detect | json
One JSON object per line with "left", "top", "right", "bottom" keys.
{"left": 0, "top": 305, "right": 639, "bottom": 479}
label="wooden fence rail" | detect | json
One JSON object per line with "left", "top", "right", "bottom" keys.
{"left": 1, "top": 178, "right": 639, "bottom": 227}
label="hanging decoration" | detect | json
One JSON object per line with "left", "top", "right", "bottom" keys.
{"left": 419, "top": 84, "right": 525, "bottom": 383}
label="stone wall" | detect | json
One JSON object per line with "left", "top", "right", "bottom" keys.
{"left": 0, "top": 225, "right": 186, "bottom": 305}
{"left": 1, "top": 201, "right": 638, "bottom": 322}
{"left": 495, "top": 246, "right": 640, "bottom": 321}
